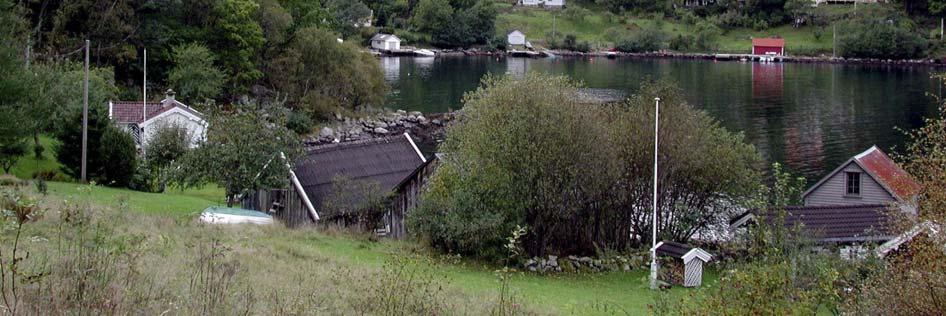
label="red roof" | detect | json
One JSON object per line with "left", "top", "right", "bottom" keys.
{"left": 854, "top": 147, "right": 921, "bottom": 203}
{"left": 752, "top": 38, "right": 785, "bottom": 48}
{"left": 110, "top": 99, "right": 201, "bottom": 124}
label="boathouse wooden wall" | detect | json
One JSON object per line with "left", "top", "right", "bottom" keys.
{"left": 387, "top": 156, "right": 441, "bottom": 239}
{"left": 242, "top": 188, "right": 312, "bottom": 227}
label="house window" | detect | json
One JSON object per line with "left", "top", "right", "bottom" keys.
{"left": 846, "top": 172, "right": 860, "bottom": 195}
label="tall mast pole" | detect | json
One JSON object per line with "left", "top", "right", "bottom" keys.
{"left": 81, "top": 40, "right": 90, "bottom": 183}
{"left": 649, "top": 97, "right": 660, "bottom": 290}
{"left": 143, "top": 48, "right": 147, "bottom": 122}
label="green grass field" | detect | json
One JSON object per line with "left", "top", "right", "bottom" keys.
{"left": 495, "top": 2, "right": 877, "bottom": 55}
{"left": 5, "top": 135, "right": 711, "bottom": 314}
{"left": 30, "top": 180, "right": 709, "bottom": 314}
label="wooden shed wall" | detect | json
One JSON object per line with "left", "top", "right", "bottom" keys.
{"left": 243, "top": 188, "right": 312, "bottom": 227}
{"left": 387, "top": 158, "right": 440, "bottom": 239}
{"left": 805, "top": 163, "right": 895, "bottom": 206}
{"left": 684, "top": 259, "right": 703, "bottom": 287}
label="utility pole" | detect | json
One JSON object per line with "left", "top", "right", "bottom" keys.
{"left": 81, "top": 40, "right": 90, "bottom": 183}
{"left": 832, "top": 24, "right": 836, "bottom": 58}
{"left": 553, "top": 14, "right": 557, "bottom": 38}
{"left": 941, "top": 18, "right": 943, "bottom": 41}
{"left": 24, "top": 38, "right": 30, "bottom": 69}
{"left": 649, "top": 97, "right": 660, "bottom": 290}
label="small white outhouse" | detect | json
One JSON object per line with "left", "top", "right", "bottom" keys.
{"left": 655, "top": 241, "right": 712, "bottom": 287}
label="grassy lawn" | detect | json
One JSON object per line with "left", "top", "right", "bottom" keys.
{"left": 9, "top": 177, "right": 713, "bottom": 314}
{"left": 497, "top": 6, "right": 619, "bottom": 47}
{"left": 45, "top": 181, "right": 225, "bottom": 217}
{"left": 10, "top": 135, "right": 227, "bottom": 217}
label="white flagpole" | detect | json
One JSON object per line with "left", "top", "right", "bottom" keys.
{"left": 649, "top": 97, "right": 660, "bottom": 290}
{"left": 143, "top": 48, "right": 147, "bottom": 122}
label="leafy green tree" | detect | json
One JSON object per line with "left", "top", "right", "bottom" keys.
{"left": 207, "top": 0, "right": 264, "bottom": 94}
{"left": 36, "top": 0, "right": 139, "bottom": 83}
{"left": 838, "top": 17, "right": 927, "bottom": 59}
{"left": 168, "top": 43, "right": 225, "bottom": 104}
{"left": 280, "top": 0, "right": 334, "bottom": 30}
{"left": 411, "top": 74, "right": 610, "bottom": 258}
{"left": 325, "top": 0, "right": 373, "bottom": 37}
{"left": 0, "top": 0, "right": 29, "bottom": 170}
{"left": 97, "top": 126, "right": 137, "bottom": 187}
{"left": 783, "top": 0, "right": 810, "bottom": 26}
{"left": 425, "top": 0, "right": 495, "bottom": 48}
{"left": 411, "top": 0, "right": 453, "bottom": 34}
{"left": 410, "top": 75, "right": 762, "bottom": 259}
{"left": 133, "top": 124, "right": 192, "bottom": 192}
{"left": 171, "top": 102, "right": 301, "bottom": 206}
{"left": 55, "top": 104, "right": 135, "bottom": 187}
{"left": 272, "top": 27, "right": 387, "bottom": 119}
{"left": 0, "top": 141, "right": 26, "bottom": 174}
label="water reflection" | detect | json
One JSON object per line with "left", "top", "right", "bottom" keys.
{"left": 381, "top": 56, "right": 939, "bottom": 181}
{"left": 381, "top": 57, "right": 400, "bottom": 81}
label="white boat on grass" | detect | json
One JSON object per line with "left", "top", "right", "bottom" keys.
{"left": 199, "top": 206, "right": 274, "bottom": 225}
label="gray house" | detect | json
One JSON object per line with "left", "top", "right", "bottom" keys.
{"left": 802, "top": 146, "right": 920, "bottom": 214}
{"left": 730, "top": 146, "right": 920, "bottom": 248}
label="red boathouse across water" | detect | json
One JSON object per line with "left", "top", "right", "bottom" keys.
{"left": 752, "top": 38, "right": 785, "bottom": 56}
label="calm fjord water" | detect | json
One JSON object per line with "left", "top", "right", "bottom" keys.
{"left": 381, "top": 56, "right": 941, "bottom": 181}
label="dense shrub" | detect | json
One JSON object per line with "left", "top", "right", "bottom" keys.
{"left": 839, "top": 21, "right": 927, "bottom": 59}
{"left": 551, "top": 34, "right": 592, "bottom": 52}
{"left": 97, "top": 127, "right": 137, "bottom": 187}
{"left": 130, "top": 124, "right": 192, "bottom": 192}
{"left": 286, "top": 111, "right": 313, "bottom": 135}
{"left": 616, "top": 28, "right": 666, "bottom": 53}
{"left": 409, "top": 74, "right": 761, "bottom": 260}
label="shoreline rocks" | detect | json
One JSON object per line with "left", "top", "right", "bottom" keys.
{"left": 306, "top": 110, "right": 455, "bottom": 149}
{"left": 389, "top": 48, "right": 946, "bottom": 67}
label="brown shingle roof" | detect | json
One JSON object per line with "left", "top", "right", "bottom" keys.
{"left": 656, "top": 241, "right": 693, "bottom": 259}
{"left": 109, "top": 99, "right": 202, "bottom": 124}
{"left": 731, "top": 204, "right": 895, "bottom": 243}
{"left": 294, "top": 134, "right": 426, "bottom": 208}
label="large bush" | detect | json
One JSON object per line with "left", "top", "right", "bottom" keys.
{"left": 838, "top": 10, "right": 927, "bottom": 59}
{"left": 270, "top": 27, "right": 387, "bottom": 120}
{"left": 616, "top": 28, "right": 666, "bottom": 53}
{"left": 409, "top": 74, "right": 762, "bottom": 259}
{"left": 97, "top": 127, "right": 137, "bottom": 187}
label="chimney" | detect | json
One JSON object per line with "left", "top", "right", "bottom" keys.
{"left": 164, "top": 89, "right": 176, "bottom": 107}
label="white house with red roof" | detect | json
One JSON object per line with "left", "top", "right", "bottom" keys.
{"left": 108, "top": 89, "right": 206, "bottom": 151}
